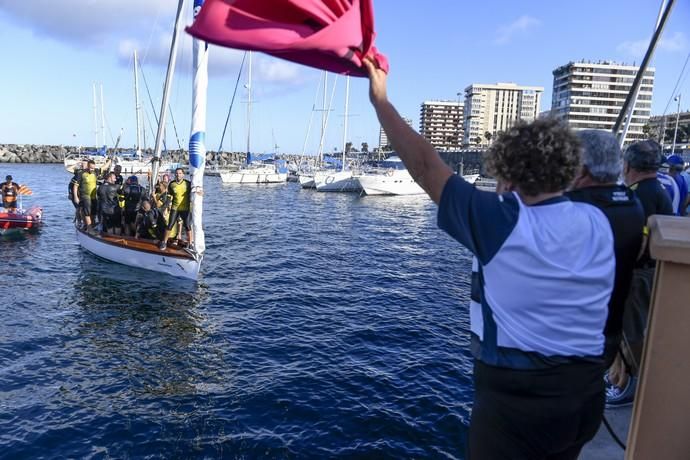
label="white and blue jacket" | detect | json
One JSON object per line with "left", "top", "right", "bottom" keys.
{"left": 438, "top": 175, "right": 615, "bottom": 369}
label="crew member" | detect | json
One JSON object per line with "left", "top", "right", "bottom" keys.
{"left": 159, "top": 168, "right": 193, "bottom": 250}
{"left": 113, "top": 164, "right": 124, "bottom": 185}
{"left": 97, "top": 172, "right": 122, "bottom": 235}
{"left": 1, "top": 175, "right": 20, "bottom": 211}
{"left": 135, "top": 197, "right": 164, "bottom": 240}
{"left": 73, "top": 160, "right": 98, "bottom": 229}
{"left": 121, "top": 175, "right": 144, "bottom": 236}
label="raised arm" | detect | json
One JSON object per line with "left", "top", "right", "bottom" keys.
{"left": 363, "top": 59, "right": 453, "bottom": 204}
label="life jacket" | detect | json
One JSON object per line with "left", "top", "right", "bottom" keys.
{"left": 2, "top": 182, "right": 20, "bottom": 204}
{"left": 122, "top": 184, "right": 144, "bottom": 212}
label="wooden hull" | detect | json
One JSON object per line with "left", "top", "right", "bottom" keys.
{"left": 76, "top": 228, "right": 201, "bottom": 280}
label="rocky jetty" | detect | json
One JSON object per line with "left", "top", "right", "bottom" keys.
{"left": 0, "top": 144, "right": 250, "bottom": 166}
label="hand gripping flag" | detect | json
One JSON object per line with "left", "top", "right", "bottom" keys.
{"left": 186, "top": 0, "right": 388, "bottom": 77}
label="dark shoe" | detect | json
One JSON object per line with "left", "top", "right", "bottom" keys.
{"left": 606, "top": 376, "right": 637, "bottom": 408}
{"left": 159, "top": 241, "right": 167, "bottom": 251}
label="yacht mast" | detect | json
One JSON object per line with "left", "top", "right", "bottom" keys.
{"left": 134, "top": 50, "right": 142, "bottom": 156}
{"left": 151, "top": 0, "right": 187, "bottom": 187}
{"left": 246, "top": 51, "right": 252, "bottom": 162}
{"left": 341, "top": 76, "right": 350, "bottom": 171}
{"left": 92, "top": 83, "right": 99, "bottom": 147}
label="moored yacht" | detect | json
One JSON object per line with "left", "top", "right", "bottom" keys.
{"left": 355, "top": 156, "right": 425, "bottom": 196}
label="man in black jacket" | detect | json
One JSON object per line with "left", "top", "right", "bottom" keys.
{"left": 97, "top": 172, "right": 122, "bottom": 235}
{"left": 603, "top": 140, "right": 674, "bottom": 407}
{"left": 566, "top": 130, "right": 645, "bottom": 368}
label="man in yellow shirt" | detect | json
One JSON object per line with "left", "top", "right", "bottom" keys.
{"left": 159, "top": 168, "right": 192, "bottom": 250}
{"left": 72, "top": 160, "right": 98, "bottom": 229}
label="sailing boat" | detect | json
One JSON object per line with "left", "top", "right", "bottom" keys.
{"left": 64, "top": 83, "right": 109, "bottom": 174}
{"left": 299, "top": 72, "right": 340, "bottom": 189}
{"left": 220, "top": 51, "right": 287, "bottom": 184}
{"left": 315, "top": 76, "right": 361, "bottom": 192}
{"left": 75, "top": 0, "right": 204, "bottom": 280}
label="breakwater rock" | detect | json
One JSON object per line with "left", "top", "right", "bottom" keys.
{"left": 0, "top": 144, "right": 251, "bottom": 166}
{"left": 0, "top": 144, "right": 74, "bottom": 164}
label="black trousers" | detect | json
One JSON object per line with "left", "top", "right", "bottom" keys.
{"left": 468, "top": 360, "right": 605, "bottom": 460}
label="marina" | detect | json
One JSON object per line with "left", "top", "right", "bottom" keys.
{"left": 1, "top": 0, "right": 689, "bottom": 458}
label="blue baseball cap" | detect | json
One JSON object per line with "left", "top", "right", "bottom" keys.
{"left": 666, "top": 154, "right": 684, "bottom": 166}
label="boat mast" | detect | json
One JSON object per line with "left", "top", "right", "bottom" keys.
{"left": 151, "top": 0, "right": 187, "bottom": 187}
{"left": 613, "top": 0, "right": 675, "bottom": 144}
{"left": 100, "top": 84, "right": 106, "bottom": 149}
{"left": 619, "top": 0, "right": 667, "bottom": 147}
{"left": 341, "top": 76, "right": 350, "bottom": 171}
{"left": 134, "top": 49, "right": 142, "bottom": 157}
{"left": 92, "top": 83, "right": 99, "bottom": 148}
{"left": 246, "top": 51, "right": 252, "bottom": 163}
{"left": 190, "top": 0, "right": 208, "bottom": 254}
{"left": 318, "top": 73, "right": 327, "bottom": 166}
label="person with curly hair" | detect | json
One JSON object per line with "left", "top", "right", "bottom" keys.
{"left": 363, "top": 59, "right": 615, "bottom": 460}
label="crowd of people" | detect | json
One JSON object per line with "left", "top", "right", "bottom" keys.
{"left": 363, "top": 58, "right": 687, "bottom": 459}
{"left": 69, "top": 159, "right": 193, "bottom": 250}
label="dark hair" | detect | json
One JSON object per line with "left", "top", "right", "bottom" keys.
{"left": 624, "top": 140, "right": 662, "bottom": 172}
{"left": 88, "top": 160, "right": 96, "bottom": 165}
{"left": 175, "top": 167, "right": 184, "bottom": 174}
{"left": 485, "top": 118, "right": 581, "bottom": 196}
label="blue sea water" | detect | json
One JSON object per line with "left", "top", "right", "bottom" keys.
{"left": 0, "top": 164, "right": 475, "bottom": 459}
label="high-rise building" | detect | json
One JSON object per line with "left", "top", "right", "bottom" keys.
{"left": 379, "top": 117, "right": 413, "bottom": 149}
{"left": 420, "top": 101, "right": 464, "bottom": 150}
{"left": 648, "top": 111, "right": 690, "bottom": 150}
{"left": 551, "top": 60, "right": 655, "bottom": 144}
{"left": 463, "top": 82, "right": 543, "bottom": 146}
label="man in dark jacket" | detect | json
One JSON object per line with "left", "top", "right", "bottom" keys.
{"left": 604, "top": 140, "right": 674, "bottom": 407}
{"left": 566, "top": 130, "right": 645, "bottom": 367}
{"left": 121, "top": 175, "right": 144, "bottom": 236}
{"left": 97, "top": 172, "right": 122, "bottom": 235}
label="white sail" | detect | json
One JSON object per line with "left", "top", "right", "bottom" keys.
{"left": 189, "top": 0, "right": 208, "bottom": 254}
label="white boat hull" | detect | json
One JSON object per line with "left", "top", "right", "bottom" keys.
{"left": 355, "top": 173, "right": 426, "bottom": 196}
{"left": 220, "top": 168, "right": 287, "bottom": 184}
{"left": 298, "top": 174, "right": 315, "bottom": 188}
{"left": 76, "top": 229, "right": 201, "bottom": 280}
{"left": 315, "top": 170, "right": 361, "bottom": 192}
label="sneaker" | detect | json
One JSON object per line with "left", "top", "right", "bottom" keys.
{"left": 159, "top": 241, "right": 167, "bottom": 251}
{"left": 606, "top": 376, "right": 637, "bottom": 408}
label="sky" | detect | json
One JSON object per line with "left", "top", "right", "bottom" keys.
{"left": 0, "top": 0, "right": 688, "bottom": 155}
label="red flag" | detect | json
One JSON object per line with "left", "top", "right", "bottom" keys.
{"left": 186, "top": 0, "right": 388, "bottom": 77}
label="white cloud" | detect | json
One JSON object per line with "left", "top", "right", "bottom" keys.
{"left": 494, "top": 15, "right": 540, "bottom": 45}
{"left": 617, "top": 31, "right": 689, "bottom": 57}
{"left": 0, "top": 0, "right": 306, "bottom": 83}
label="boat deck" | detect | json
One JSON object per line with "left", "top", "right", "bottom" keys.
{"left": 78, "top": 228, "right": 195, "bottom": 260}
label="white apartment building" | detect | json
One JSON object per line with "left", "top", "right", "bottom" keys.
{"left": 379, "top": 117, "right": 413, "bottom": 149}
{"left": 420, "top": 101, "right": 464, "bottom": 150}
{"left": 463, "top": 82, "right": 543, "bottom": 146}
{"left": 551, "top": 60, "right": 655, "bottom": 144}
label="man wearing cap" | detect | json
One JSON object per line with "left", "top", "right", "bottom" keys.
{"left": 605, "top": 140, "right": 674, "bottom": 407}
{"left": 1, "top": 175, "right": 20, "bottom": 211}
{"left": 665, "top": 154, "right": 688, "bottom": 216}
